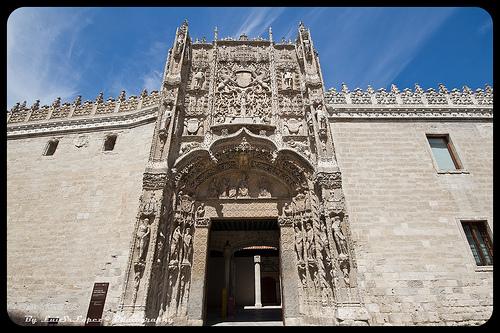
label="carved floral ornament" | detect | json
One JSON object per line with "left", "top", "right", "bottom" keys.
{"left": 315, "top": 172, "right": 342, "bottom": 189}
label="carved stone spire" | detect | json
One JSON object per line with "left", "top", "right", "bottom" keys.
{"left": 269, "top": 26, "right": 273, "bottom": 42}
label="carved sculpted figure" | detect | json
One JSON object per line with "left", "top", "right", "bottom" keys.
{"left": 169, "top": 226, "right": 182, "bottom": 265}
{"left": 193, "top": 71, "right": 205, "bottom": 90}
{"left": 283, "top": 202, "right": 294, "bottom": 217}
{"left": 283, "top": 70, "right": 293, "bottom": 89}
{"left": 142, "top": 193, "right": 159, "bottom": 216}
{"left": 332, "top": 216, "right": 348, "bottom": 255}
{"left": 182, "top": 227, "right": 193, "bottom": 264}
{"left": 195, "top": 203, "right": 205, "bottom": 219}
{"left": 137, "top": 218, "right": 151, "bottom": 261}
{"left": 220, "top": 178, "right": 230, "bottom": 198}
{"left": 258, "top": 177, "right": 271, "bottom": 198}
{"left": 304, "top": 221, "right": 315, "bottom": 260}
{"left": 295, "top": 225, "right": 305, "bottom": 263}
{"left": 237, "top": 174, "right": 249, "bottom": 198}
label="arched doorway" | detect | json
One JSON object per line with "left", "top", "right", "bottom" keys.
{"left": 204, "top": 219, "right": 282, "bottom": 325}
{"left": 145, "top": 128, "right": 319, "bottom": 326}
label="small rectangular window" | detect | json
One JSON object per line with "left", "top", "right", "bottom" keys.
{"left": 104, "top": 135, "right": 117, "bottom": 151}
{"left": 44, "top": 140, "right": 59, "bottom": 156}
{"left": 461, "top": 221, "right": 493, "bottom": 266}
{"left": 427, "top": 135, "right": 461, "bottom": 170}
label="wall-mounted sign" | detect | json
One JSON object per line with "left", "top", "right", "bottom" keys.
{"left": 85, "top": 282, "right": 109, "bottom": 326}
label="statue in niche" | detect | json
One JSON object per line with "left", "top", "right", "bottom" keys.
{"left": 294, "top": 224, "right": 305, "bottom": 264}
{"left": 136, "top": 218, "right": 151, "bottom": 261}
{"left": 293, "top": 192, "right": 306, "bottom": 214}
{"left": 174, "top": 34, "right": 184, "bottom": 58}
{"left": 304, "top": 221, "right": 315, "bottom": 260}
{"left": 227, "top": 180, "right": 237, "bottom": 198}
{"left": 237, "top": 174, "right": 249, "bottom": 198}
{"left": 338, "top": 253, "right": 350, "bottom": 286}
{"left": 258, "top": 177, "right": 271, "bottom": 198}
{"left": 142, "top": 193, "right": 159, "bottom": 216}
{"left": 182, "top": 227, "right": 193, "bottom": 264}
{"left": 169, "top": 225, "right": 182, "bottom": 265}
{"left": 331, "top": 216, "right": 348, "bottom": 255}
{"left": 283, "top": 202, "right": 294, "bottom": 217}
{"left": 283, "top": 70, "right": 293, "bottom": 89}
{"left": 314, "top": 102, "right": 328, "bottom": 131}
{"left": 193, "top": 70, "right": 205, "bottom": 90}
{"left": 196, "top": 203, "right": 205, "bottom": 219}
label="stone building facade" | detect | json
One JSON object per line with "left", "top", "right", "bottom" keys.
{"left": 7, "top": 21, "right": 493, "bottom": 326}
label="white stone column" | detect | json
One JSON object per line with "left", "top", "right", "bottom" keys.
{"left": 254, "top": 255, "right": 262, "bottom": 308}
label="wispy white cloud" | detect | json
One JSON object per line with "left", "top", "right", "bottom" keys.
{"left": 7, "top": 8, "right": 94, "bottom": 109}
{"left": 235, "top": 7, "right": 285, "bottom": 38}
{"left": 320, "top": 8, "right": 458, "bottom": 89}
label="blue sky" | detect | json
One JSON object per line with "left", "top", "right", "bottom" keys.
{"left": 7, "top": 7, "right": 492, "bottom": 109}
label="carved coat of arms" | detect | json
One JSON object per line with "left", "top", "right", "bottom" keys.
{"left": 235, "top": 70, "right": 252, "bottom": 88}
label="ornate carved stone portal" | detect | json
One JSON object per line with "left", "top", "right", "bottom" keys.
{"left": 114, "top": 21, "right": 370, "bottom": 326}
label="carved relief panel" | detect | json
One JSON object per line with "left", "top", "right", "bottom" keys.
{"left": 214, "top": 44, "right": 272, "bottom": 125}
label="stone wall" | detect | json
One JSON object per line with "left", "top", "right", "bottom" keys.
{"left": 330, "top": 120, "right": 493, "bottom": 325}
{"left": 7, "top": 121, "right": 155, "bottom": 325}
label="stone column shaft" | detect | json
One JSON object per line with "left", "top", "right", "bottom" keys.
{"left": 254, "top": 255, "right": 262, "bottom": 308}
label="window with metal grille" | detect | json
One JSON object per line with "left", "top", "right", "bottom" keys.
{"left": 461, "top": 221, "right": 493, "bottom": 266}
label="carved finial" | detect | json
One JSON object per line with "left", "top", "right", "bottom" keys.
{"left": 239, "top": 33, "right": 248, "bottom": 41}
{"left": 52, "top": 97, "right": 61, "bottom": 108}
{"left": 391, "top": 84, "right": 399, "bottom": 94}
{"left": 182, "top": 19, "right": 188, "bottom": 26}
{"left": 31, "top": 99, "right": 40, "bottom": 111}
{"left": 462, "top": 85, "right": 472, "bottom": 94}
{"left": 141, "top": 89, "right": 148, "bottom": 98}
{"left": 438, "top": 83, "right": 448, "bottom": 94}
{"left": 119, "top": 90, "right": 126, "bottom": 102}
{"left": 74, "top": 95, "right": 81, "bottom": 106}
{"left": 202, "top": 36, "right": 206, "bottom": 43}
{"left": 214, "top": 26, "right": 218, "bottom": 41}
{"left": 269, "top": 26, "right": 273, "bottom": 42}
{"left": 341, "top": 83, "right": 349, "bottom": 93}
{"left": 367, "top": 85, "right": 374, "bottom": 94}
{"left": 485, "top": 84, "right": 492, "bottom": 93}
{"left": 96, "top": 92, "right": 104, "bottom": 103}
{"left": 11, "top": 102, "right": 20, "bottom": 112}
{"left": 414, "top": 83, "right": 423, "bottom": 94}
{"left": 195, "top": 37, "right": 199, "bottom": 43}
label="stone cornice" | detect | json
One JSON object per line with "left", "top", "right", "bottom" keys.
{"left": 325, "top": 84, "right": 493, "bottom": 119}
{"left": 7, "top": 105, "right": 159, "bottom": 138}
{"left": 327, "top": 105, "right": 492, "bottom": 120}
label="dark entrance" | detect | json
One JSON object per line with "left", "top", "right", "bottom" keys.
{"left": 204, "top": 219, "right": 283, "bottom": 325}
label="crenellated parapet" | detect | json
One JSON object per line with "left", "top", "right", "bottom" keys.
{"left": 7, "top": 89, "right": 161, "bottom": 125}
{"left": 325, "top": 83, "right": 493, "bottom": 119}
